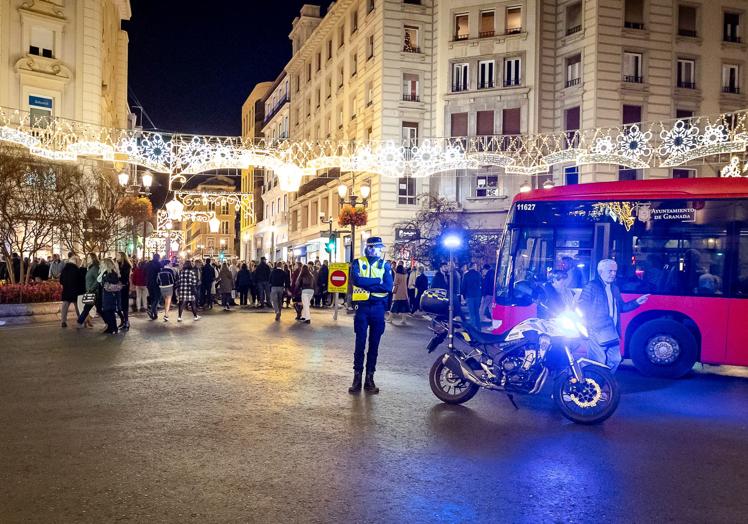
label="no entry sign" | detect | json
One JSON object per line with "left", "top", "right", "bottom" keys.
{"left": 327, "top": 263, "right": 349, "bottom": 293}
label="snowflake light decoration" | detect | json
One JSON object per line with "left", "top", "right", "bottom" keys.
{"left": 140, "top": 133, "right": 173, "bottom": 169}
{"left": 700, "top": 124, "right": 728, "bottom": 146}
{"left": 592, "top": 136, "right": 615, "bottom": 155}
{"left": 618, "top": 125, "right": 652, "bottom": 162}
{"left": 658, "top": 120, "right": 699, "bottom": 157}
{"left": 375, "top": 141, "right": 406, "bottom": 178}
{"left": 720, "top": 156, "right": 747, "bottom": 178}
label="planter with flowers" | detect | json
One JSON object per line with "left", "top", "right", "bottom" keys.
{"left": 0, "top": 281, "right": 63, "bottom": 325}
{"left": 338, "top": 204, "right": 368, "bottom": 227}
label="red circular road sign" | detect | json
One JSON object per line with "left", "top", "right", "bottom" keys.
{"left": 330, "top": 270, "right": 347, "bottom": 287}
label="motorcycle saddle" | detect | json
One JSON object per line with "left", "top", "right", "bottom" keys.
{"left": 462, "top": 323, "right": 508, "bottom": 345}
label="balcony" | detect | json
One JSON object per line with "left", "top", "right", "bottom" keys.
{"left": 452, "top": 83, "right": 469, "bottom": 92}
{"left": 723, "top": 85, "right": 741, "bottom": 94}
{"left": 402, "top": 45, "right": 421, "bottom": 53}
{"left": 624, "top": 21, "right": 645, "bottom": 30}
{"left": 566, "top": 25, "right": 582, "bottom": 36}
{"left": 623, "top": 75, "right": 644, "bottom": 84}
{"left": 478, "top": 81, "right": 495, "bottom": 89}
{"left": 565, "top": 77, "right": 581, "bottom": 88}
{"left": 402, "top": 94, "right": 420, "bottom": 102}
{"left": 479, "top": 31, "right": 495, "bottom": 38}
{"left": 677, "top": 81, "right": 696, "bottom": 89}
{"left": 506, "top": 27, "right": 522, "bottom": 35}
{"left": 453, "top": 33, "right": 469, "bottom": 41}
{"left": 503, "top": 79, "right": 521, "bottom": 87}
{"left": 724, "top": 34, "right": 742, "bottom": 43}
{"left": 263, "top": 94, "right": 289, "bottom": 124}
{"left": 678, "top": 29, "right": 697, "bottom": 37}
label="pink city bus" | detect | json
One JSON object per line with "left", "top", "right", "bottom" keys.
{"left": 491, "top": 177, "right": 748, "bottom": 378}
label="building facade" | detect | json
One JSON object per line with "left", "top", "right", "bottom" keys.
{"left": 182, "top": 176, "right": 239, "bottom": 261}
{"left": 0, "top": 0, "right": 132, "bottom": 129}
{"left": 240, "top": 81, "right": 273, "bottom": 260}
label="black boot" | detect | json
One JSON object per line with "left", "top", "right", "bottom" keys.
{"left": 364, "top": 372, "right": 379, "bottom": 394}
{"left": 348, "top": 372, "right": 363, "bottom": 394}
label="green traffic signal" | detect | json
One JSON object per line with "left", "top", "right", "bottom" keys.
{"left": 325, "top": 233, "right": 337, "bottom": 253}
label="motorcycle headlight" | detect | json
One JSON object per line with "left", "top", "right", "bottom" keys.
{"left": 576, "top": 322, "right": 589, "bottom": 338}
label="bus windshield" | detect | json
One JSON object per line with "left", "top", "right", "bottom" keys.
{"left": 495, "top": 198, "right": 741, "bottom": 304}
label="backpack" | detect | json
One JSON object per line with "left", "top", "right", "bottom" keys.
{"left": 157, "top": 267, "right": 175, "bottom": 288}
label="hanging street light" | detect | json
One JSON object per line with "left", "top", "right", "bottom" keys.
{"left": 141, "top": 170, "right": 153, "bottom": 189}
{"left": 165, "top": 198, "right": 184, "bottom": 220}
{"left": 208, "top": 214, "right": 221, "bottom": 233}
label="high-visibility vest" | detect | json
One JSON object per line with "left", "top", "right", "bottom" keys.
{"left": 352, "top": 257, "right": 388, "bottom": 301}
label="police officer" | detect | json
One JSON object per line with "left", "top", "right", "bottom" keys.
{"left": 349, "top": 237, "right": 393, "bottom": 394}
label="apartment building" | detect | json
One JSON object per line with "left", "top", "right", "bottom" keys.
{"left": 240, "top": 81, "right": 273, "bottom": 260}
{"left": 182, "top": 176, "right": 239, "bottom": 260}
{"left": 283, "top": 1, "right": 437, "bottom": 262}
{"left": 0, "top": 0, "right": 131, "bottom": 129}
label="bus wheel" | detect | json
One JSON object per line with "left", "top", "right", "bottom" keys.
{"left": 629, "top": 319, "right": 698, "bottom": 379}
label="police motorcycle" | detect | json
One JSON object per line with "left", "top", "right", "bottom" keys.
{"left": 421, "top": 283, "right": 620, "bottom": 424}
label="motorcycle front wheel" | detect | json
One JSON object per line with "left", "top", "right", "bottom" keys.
{"left": 553, "top": 367, "right": 620, "bottom": 425}
{"left": 429, "top": 356, "right": 480, "bottom": 405}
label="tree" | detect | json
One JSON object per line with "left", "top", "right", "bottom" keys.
{"left": 0, "top": 146, "right": 79, "bottom": 283}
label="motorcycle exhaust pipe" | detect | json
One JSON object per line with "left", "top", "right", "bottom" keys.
{"left": 442, "top": 354, "right": 493, "bottom": 389}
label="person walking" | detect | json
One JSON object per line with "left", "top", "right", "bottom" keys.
{"left": 406, "top": 265, "right": 417, "bottom": 313}
{"left": 117, "top": 252, "right": 132, "bottom": 331}
{"left": 578, "top": 259, "right": 649, "bottom": 373}
{"left": 98, "top": 258, "right": 122, "bottom": 335}
{"left": 201, "top": 258, "right": 215, "bottom": 310}
{"left": 157, "top": 259, "right": 177, "bottom": 321}
{"left": 461, "top": 262, "right": 483, "bottom": 329}
{"left": 76, "top": 253, "right": 100, "bottom": 328}
{"left": 349, "top": 237, "right": 393, "bottom": 394}
{"left": 317, "top": 260, "right": 329, "bottom": 307}
{"left": 538, "top": 270, "right": 577, "bottom": 319}
{"left": 414, "top": 266, "right": 428, "bottom": 314}
{"left": 270, "top": 261, "right": 290, "bottom": 321}
{"left": 236, "top": 263, "right": 252, "bottom": 306}
{"left": 132, "top": 260, "right": 148, "bottom": 312}
{"left": 254, "top": 257, "right": 272, "bottom": 308}
{"left": 299, "top": 264, "right": 315, "bottom": 323}
{"left": 480, "top": 264, "right": 495, "bottom": 322}
{"left": 175, "top": 260, "right": 201, "bottom": 322}
{"left": 146, "top": 253, "right": 162, "bottom": 320}
{"left": 59, "top": 255, "right": 83, "bottom": 328}
{"left": 218, "top": 262, "right": 234, "bottom": 311}
{"left": 389, "top": 264, "right": 410, "bottom": 326}
{"left": 290, "top": 261, "right": 303, "bottom": 320}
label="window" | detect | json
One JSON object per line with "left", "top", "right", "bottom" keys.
{"left": 307, "top": 62, "right": 312, "bottom": 81}
{"left": 480, "top": 11, "right": 495, "bottom": 38}
{"left": 338, "top": 65, "right": 344, "bottom": 88}
{"left": 564, "top": 106, "right": 580, "bottom": 146}
{"left": 502, "top": 108, "right": 521, "bottom": 135}
{"left": 722, "top": 64, "right": 740, "bottom": 94}
{"left": 366, "top": 81, "right": 374, "bottom": 106}
{"left": 478, "top": 60, "right": 495, "bottom": 89}
{"left": 402, "top": 73, "right": 420, "bottom": 101}
{"left": 453, "top": 63, "right": 469, "bottom": 91}
{"left": 678, "top": 5, "right": 697, "bottom": 37}
{"left": 351, "top": 10, "right": 358, "bottom": 33}
{"left": 28, "top": 95, "right": 53, "bottom": 126}
{"left": 677, "top": 59, "right": 696, "bottom": 89}
{"left": 367, "top": 34, "right": 375, "bottom": 59}
{"left": 402, "top": 122, "right": 419, "bottom": 147}
{"left": 29, "top": 26, "right": 54, "bottom": 58}
{"left": 676, "top": 109, "right": 694, "bottom": 119}
{"left": 368, "top": 0, "right": 375, "bottom": 14}
{"left": 450, "top": 112, "right": 468, "bottom": 137}
{"left": 351, "top": 97, "right": 358, "bottom": 118}
{"left": 404, "top": 25, "right": 419, "bottom": 52}
{"left": 477, "top": 110, "right": 494, "bottom": 136}
{"left": 564, "top": 166, "right": 579, "bottom": 185}
{"left": 316, "top": 52, "right": 321, "bottom": 71}
{"left": 623, "top": 104, "right": 642, "bottom": 126}
{"left": 454, "top": 14, "right": 469, "bottom": 40}
{"left": 220, "top": 221, "right": 229, "bottom": 234}
{"left": 221, "top": 202, "right": 230, "bottom": 215}
{"left": 504, "top": 57, "right": 521, "bottom": 87}
{"left": 624, "top": 0, "right": 644, "bottom": 29}
{"left": 566, "top": 2, "right": 583, "bottom": 35}
{"left": 724, "top": 12, "right": 742, "bottom": 43}
{"left": 623, "top": 52, "right": 643, "bottom": 83}
{"left": 475, "top": 172, "right": 499, "bottom": 197}
{"left": 565, "top": 54, "right": 581, "bottom": 87}
{"left": 351, "top": 53, "right": 358, "bottom": 76}
{"left": 398, "top": 177, "right": 416, "bottom": 205}
{"left": 207, "top": 237, "right": 215, "bottom": 251}
{"left": 673, "top": 168, "right": 695, "bottom": 178}
{"left": 311, "top": 201, "right": 318, "bottom": 225}
{"left": 326, "top": 77, "right": 332, "bottom": 98}
{"left": 327, "top": 39, "right": 333, "bottom": 60}
{"left": 302, "top": 205, "right": 309, "bottom": 229}
{"left": 506, "top": 7, "right": 522, "bottom": 33}
{"left": 339, "top": 25, "right": 345, "bottom": 47}
{"left": 338, "top": 107, "right": 344, "bottom": 128}
{"left": 316, "top": 88, "right": 321, "bottom": 108}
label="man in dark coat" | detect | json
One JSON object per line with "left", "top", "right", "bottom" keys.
{"left": 201, "top": 258, "right": 215, "bottom": 309}
{"left": 461, "top": 262, "right": 483, "bottom": 328}
{"left": 578, "top": 259, "right": 649, "bottom": 373}
{"left": 254, "top": 257, "right": 272, "bottom": 308}
{"left": 145, "top": 253, "right": 162, "bottom": 320}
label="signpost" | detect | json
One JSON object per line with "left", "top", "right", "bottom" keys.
{"left": 327, "top": 262, "right": 349, "bottom": 320}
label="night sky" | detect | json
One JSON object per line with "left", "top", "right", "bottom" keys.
{"left": 124, "top": 0, "right": 332, "bottom": 137}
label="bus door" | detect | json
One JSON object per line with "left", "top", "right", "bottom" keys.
{"left": 592, "top": 223, "right": 610, "bottom": 279}
{"left": 725, "top": 227, "right": 748, "bottom": 366}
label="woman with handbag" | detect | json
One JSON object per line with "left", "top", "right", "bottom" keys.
{"left": 98, "top": 258, "right": 122, "bottom": 335}
{"left": 299, "top": 263, "right": 315, "bottom": 324}
{"left": 76, "top": 253, "right": 100, "bottom": 329}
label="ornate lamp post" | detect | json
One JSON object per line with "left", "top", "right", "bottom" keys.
{"left": 337, "top": 180, "right": 370, "bottom": 310}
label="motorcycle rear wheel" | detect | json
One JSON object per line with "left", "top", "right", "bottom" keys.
{"left": 429, "top": 356, "right": 480, "bottom": 404}
{"left": 553, "top": 368, "right": 620, "bottom": 425}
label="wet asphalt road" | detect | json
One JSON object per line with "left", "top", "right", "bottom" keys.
{"left": 1, "top": 307, "right": 747, "bottom": 523}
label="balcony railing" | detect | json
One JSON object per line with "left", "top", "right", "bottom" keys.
{"left": 453, "top": 33, "right": 469, "bottom": 41}
{"left": 624, "top": 21, "right": 645, "bottom": 30}
{"left": 402, "top": 94, "right": 420, "bottom": 102}
{"left": 506, "top": 27, "right": 522, "bottom": 34}
{"left": 723, "top": 85, "right": 741, "bottom": 94}
{"left": 677, "top": 81, "right": 696, "bottom": 89}
{"left": 503, "top": 79, "right": 521, "bottom": 87}
{"left": 566, "top": 25, "right": 582, "bottom": 36}
{"left": 403, "top": 45, "right": 421, "bottom": 53}
{"left": 479, "top": 30, "right": 495, "bottom": 38}
{"left": 678, "top": 29, "right": 697, "bottom": 37}
{"left": 623, "top": 75, "right": 644, "bottom": 83}
{"left": 263, "top": 94, "right": 289, "bottom": 124}
{"left": 565, "top": 77, "right": 581, "bottom": 88}
{"left": 452, "top": 83, "right": 469, "bottom": 92}
{"left": 478, "top": 81, "right": 495, "bottom": 89}
{"left": 724, "top": 34, "right": 742, "bottom": 43}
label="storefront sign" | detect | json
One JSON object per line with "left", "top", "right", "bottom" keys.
{"left": 395, "top": 227, "right": 419, "bottom": 242}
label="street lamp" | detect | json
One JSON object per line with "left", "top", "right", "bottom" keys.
{"left": 165, "top": 197, "right": 184, "bottom": 220}
{"left": 543, "top": 179, "right": 555, "bottom": 190}
{"left": 338, "top": 180, "right": 371, "bottom": 311}
{"left": 141, "top": 170, "right": 153, "bottom": 190}
{"left": 442, "top": 233, "right": 463, "bottom": 349}
{"left": 519, "top": 181, "right": 531, "bottom": 193}
{"left": 209, "top": 215, "right": 221, "bottom": 233}
{"left": 118, "top": 172, "right": 129, "bottom": 187}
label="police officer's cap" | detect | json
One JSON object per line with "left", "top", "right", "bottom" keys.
{"left": 366, "top": 237, "right": 385, "bottom": 247}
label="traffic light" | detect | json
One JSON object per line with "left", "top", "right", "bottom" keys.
{"left": 325, "top": 232, "right": 337, "bottom": 254}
